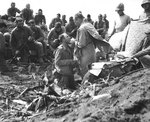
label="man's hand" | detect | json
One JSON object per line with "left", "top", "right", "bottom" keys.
{"left": 15, "top": 50, "right": 20, "bottom": 55}
{"left": 28, "top": 36, "right": 34, "bottom": 42}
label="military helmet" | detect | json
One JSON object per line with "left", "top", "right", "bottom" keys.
{"left": 4, "top": 32, "right": 10, "bottom": 43}
{"left": 141, "top": 0, "right": 150, "bottom": 7}
{"left": 115, "top": 3, "right": 124, "bottom": 11}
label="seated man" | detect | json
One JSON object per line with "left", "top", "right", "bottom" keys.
{"left": 47, "top": 22, "right": 65, "bottom": 53}
{"left": 0, "top": 22, "right": 10, "bottom": 72}
{"left": 28, "top": 19, "right": 47, "bottom": 61}
{"left": 54, "top": 33, "right": 78, "bottom": 91}
{"left": 10, "top": 17, "right": 44, "bottom": 63}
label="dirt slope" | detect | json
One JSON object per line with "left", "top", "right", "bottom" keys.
{"left": 0, "top": 64, "right": 150, "bottom": 122}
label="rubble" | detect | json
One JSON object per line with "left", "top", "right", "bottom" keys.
{"left": 0, "top": 61, "right": 150, "bottom": 122}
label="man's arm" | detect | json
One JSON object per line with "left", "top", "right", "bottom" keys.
{"left": 16, "top": 8, "right": 21, "bottom": 14}
{"left": 132, "top": 46, "right": 150, "bottom": 58}
{"left": 49, "top": 19, "right": 55, "bottom": 30}
{"left": 36, "top": 27, "right": 44, "bottom": 42}
{"left": 76, "top": 28, "right": 87, "bottom": 48}
{"left": 7, "top": 8, "right": 11, "bottom": 17}
{"left": 47, "top": 29, "right": 54, "bottom": 46}
{"left": 43, "top": 15, "right": 46, "bottom": 24}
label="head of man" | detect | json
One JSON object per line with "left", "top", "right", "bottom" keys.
{"left": 57, "top": 13, "right": 61, "bottom": 19}
{"left": 4, "top": 32, "right": 10, "bottom": 44}
{"left": 141, "top": 0, "right": 150, "bottom": 12}
{"left": 98, "top": 14, "right": 103, "bottom": 21}
{"left": 103, "top": 14, "right": 107, "bottom": 19}
{"left": 62, "top": 15, "right": 66, "bottom": 20}
{"left": 87, "top": 14, "right": 91, "bottom": 20}
{"left": 0, "top": 22, "right": 7, "bottom": 33}
{"left": 26, "top": 4, "right": 30, "bottom": 9}
{"left": 38, "top": 9, "right": 43, "bottom": 15}
{"left": 74, "top": 12, "right": 84, "bottom": 27}
{"left": 115, "top": 3, "right": 124, "bottom": 16}
{"left": 15, "top": 17, "right": 24, "bottom": 28}
{"left": 59, "top": 33, "right": 71, "bottom": 45}
{"left": 11, "top": 2, "right": 15, "bottom": 8}
{"left": 69, "top": 16, "right": 74, "bottom": 24}
{"left": 55, "top": 22, "right": 62, "bottom": 33}
{"left": 29, "top": 19, "right": 35, "bottom": 29}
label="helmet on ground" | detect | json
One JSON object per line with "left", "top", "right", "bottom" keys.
{"left": 141, "top": 0, "right": 150, "bottom": 8}
{"left": 115, "top": 3, "right": 124, "bottom": 11}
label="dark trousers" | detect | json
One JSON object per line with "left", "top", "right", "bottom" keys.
{"left": 57, "top": 73, "right": 76, "bottom": 90}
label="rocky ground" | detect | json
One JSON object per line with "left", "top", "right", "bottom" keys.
{"left": 0, "top": 62, "right": 150, "bottom": 122}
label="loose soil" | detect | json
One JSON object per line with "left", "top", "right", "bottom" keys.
{"left": 0, "top": 63, "right": 150, "bottom": 122}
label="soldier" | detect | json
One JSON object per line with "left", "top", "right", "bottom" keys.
{"left": 21, "top": 4, "right": 34, "bottom": 24}
{"left": 55, "top": 33, "right": 78, "bottom": 90}
{"left": 49, "top": 13, "right": 62, "bottom": 30}
{"left": 28, "top": 19, "right": 47, "bottom": 61}
{"left": 74, "top": 12, "right": 111, "bottom": 77}
{"left": 65, "top": 16, "right": 77, "bottom": 38}
{"left": 61, "top": 15, "right": 67, "bottom": 26}
{"left": 139, "top": 0, "right": 150, "bottom": 19}
{"left": 84, "top": 14, "right": 94, "bottom": 24}
{"left": 0, "top": 22, "right": 10, "bottom": 72}
{"left": 34, "top": 9, "right": 46, "bottom": 25}
{"left": 116, "top": 0, "right": 150, "bottom": 68}
{"left": 109, "top": 3, "right": 131, "bottom": 38}
{"left": 11, "top": 17, "right": 44, "bottom": 63}
{"left": 94, "top": 14, "right": 105, "bottom": 37}
{"left": 109, "top": 3, "right": 131, "bottom": 51}
{"left": 7, "top": 2, "right": 20, "bottom": 22}
{"left": 47, "top": 22, "right": 65, "bottom": 52}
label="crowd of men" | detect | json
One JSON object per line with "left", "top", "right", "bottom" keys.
{"left": 0, "top": 0, "right": 150, "bottom": 91}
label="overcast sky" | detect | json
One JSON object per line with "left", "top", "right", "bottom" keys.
{"left": 0, "top": 0, "right": 143, "bottom": 28}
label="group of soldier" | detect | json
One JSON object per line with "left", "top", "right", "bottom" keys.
{"left": 0, "top": 0, "right": 150, "bottom": 91}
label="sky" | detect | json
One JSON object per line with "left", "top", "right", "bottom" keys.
{"left": 0, "top": 0, "right": 143, "bottom": 29}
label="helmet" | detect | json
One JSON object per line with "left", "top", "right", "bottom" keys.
{"left": 115, "top": 3, "right": 124, "bottom": 11}
{"left": 4, "top": 32, "right": 10, "bottom": 43}
{"left": 141, "top": 0, "right": 150, "bottom": 7}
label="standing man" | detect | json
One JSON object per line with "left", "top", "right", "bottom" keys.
{"left": 21, "top": 4, "right": 34, "bottom": 24}
{"left": 94, "top": 14, "right": 105, "bottom": 38}
{"left": 7, "top": 2, "right": 20, "bottom": 21}
{"left": 34, "top": 9, "right": 46, "bottom": 25}
{"left": 109, "top": 3, "right": 131, "bottom": 37}
{"left": 49, "top": 13, "right": 62, "bottom": 30}
{"left": 65, "top": 16, "right": 77, "bottom": 38}
{"left": 109, "top": 3, "right": 131, "bottom": 51}
{"left": 61, "top": 15, "right": 67, "bottom": 26}
{"left": 74, "top": 12, "right": 110, "bottom": 77}
{"left": 84, "top": 14, "right": 94, "bottom": 24}
{"left": 103, "top": 14, "right": 109, "bottom": 39}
